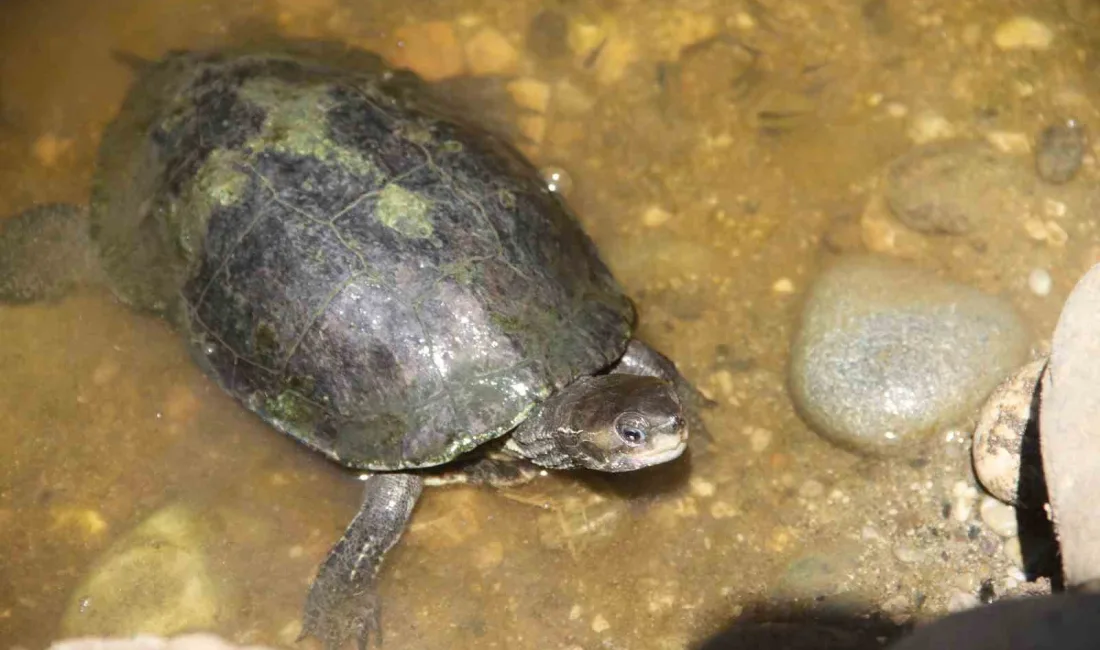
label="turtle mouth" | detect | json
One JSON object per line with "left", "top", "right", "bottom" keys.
{"left": 614, "top": 438, "right": 687, "bottom": 471}
{"left": 643, "top": 439, "right": 688, "bottom": 465}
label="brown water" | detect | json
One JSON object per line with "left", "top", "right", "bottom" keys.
{"left": 3, "top": 1, "right": 1099, "bottom": 648}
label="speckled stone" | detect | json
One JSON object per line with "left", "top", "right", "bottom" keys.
{"left": 972, "top": 358, "right": 1046, "bottom": 505}
{"left": 789, "top": 256, "right": 1030, "bottom": 455}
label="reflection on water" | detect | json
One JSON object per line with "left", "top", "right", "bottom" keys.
{"left": 1, "top": 0, "right": 1097, "bottom": 648}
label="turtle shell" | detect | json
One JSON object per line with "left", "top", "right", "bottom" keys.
{"left": 90, "top": 48, "right": 635, "bottom": 470}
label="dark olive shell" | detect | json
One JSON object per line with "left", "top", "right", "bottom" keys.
{"left": 90, "top": 49, "right": 634, "bottom": 469}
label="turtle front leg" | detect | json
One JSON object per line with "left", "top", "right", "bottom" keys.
{"left": 300, "top": 473, "right": 423, "bottom": 650}
{"left": 611, "top": 339, "right": 717, "bottom": 442}
{"left": 422, "top": 447, "right": 544, "bottom": 488}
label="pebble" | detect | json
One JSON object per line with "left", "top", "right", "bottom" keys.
{"left": 886, "top": 102, "right": 909, "bottom": 118}
{"left": 464, "top": 27, "right": 520, "bottom": 76}
{"left": 552, "top": 80, "right": 596, "bottom": 115}
{"left": 507, "top": 78, "right": 551, "bottom": 114}
{"left": 1036, "top": 121, "right": 1087, "bottom": 184}
{"left": 1028, "top": 269, "right": 1052, "bottom": 296}
{"left": 1044, "top": 198, "right": 1068, "bottom": 219}
{"left": 51, "top": 507, "right": 109, "bottom": 539}
{"left": 591, "top": 614, "right": 610, "bottom": 633}
{"left": 859, "top": 196, "right": 929, "bottom": 259}
{"left": 985, "top": 131, "right": 1031, "bottom": 155}
{"left": 772, "top": 277, "right": 795, "bottom": 294}
{"left": 642, "top": 205, "right": 673, "bottom": 227}
{"left": 389, "top": 22, "right": 466, "bottom": 81}
{"left": 709, "top": 501, "right": 737, "bottom": 519}
{"left": 893, "top": 543, "right": 926, "bottom": 564}
{"left": 745, "top": 426, "right": 773, "bottom": 452}
{"left": 907, "top": 111, "right": 955, "bottom": 144}
{"left": 883, "top": 140, "right": 1016, "bottom": 235}
{"left": 994, "top": 16, "right": 1054, "bottom": 51}
{"left": 979, "top": 497, "right": 1019, "bottom": 538}
{"left": 951, "top": 482, "right": 979, "bottom": 523}
{"left": 690, "top": 477, "right": 716, "bottom": 498}
{"left": 972, "top": 359, "right": 1045, "bottom": 505}
{"left": 789, "top": 256, "right": 1030, "bottom": 454}
{"left": 1024, "top": 218, "right": 1069, "bottom": 246}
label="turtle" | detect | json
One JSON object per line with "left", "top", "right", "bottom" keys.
{"left": 0, "top": 44, "right": 712, "bottom": 648}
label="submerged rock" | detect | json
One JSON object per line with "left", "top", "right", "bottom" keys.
{"left": 61, "top": 504, "right": 225, "bottom": 637}
{"left": 789, "top": 256, "right": 1029, "bottom": 454}
{"left": 883, "top": 140, "right": 1023, "bottom": 235}
{"left": 1035, "top": 121, "right": 1087, "bottom": 184}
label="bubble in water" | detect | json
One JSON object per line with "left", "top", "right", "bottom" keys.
{"left": 539, "top": 165, "right": 573, "bottom": 197}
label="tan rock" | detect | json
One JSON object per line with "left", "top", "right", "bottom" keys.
{"left": 517, "top": 114, "right": 547, "bottom": 145}
{"left": 507, "top": 78, "right": 551, "bottom": 114}
{"left": 388, "top": 22, "right": 466, "bottom": 81}
{"left": 465, "top": 27, "right": 520, "bottom": 76}
{"left": 33, "top": 134, "right": 74, "bottom": 167}
{"left": 552, "top": 80, "right": 595, "bottom": 115}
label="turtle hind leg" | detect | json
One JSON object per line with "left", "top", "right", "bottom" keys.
{"left": 0, "top": 203, "right": 99, "bottom": 303}
{"left": 301, "top": 473, "right": 424, "bottom": 650}
{"left": 611, "top": 339, "right": 718, "bottom": 444}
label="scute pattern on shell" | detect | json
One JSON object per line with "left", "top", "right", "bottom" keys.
{"left": 90, "top": 49, "right": 634, "bottom": 469}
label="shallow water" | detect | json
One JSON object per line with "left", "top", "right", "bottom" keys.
{"left": 2, "top": 0, "right": 1099, "bottom": 648}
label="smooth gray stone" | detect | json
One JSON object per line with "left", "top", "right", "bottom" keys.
{"left": 790, "top": 256, "right": 1029, "bottom": 454}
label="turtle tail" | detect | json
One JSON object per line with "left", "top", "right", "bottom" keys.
{"left": 0, "top": 203, "right": 100, "bottom": 303}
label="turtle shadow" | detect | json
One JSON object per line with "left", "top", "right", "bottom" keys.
{"left": 693, "top": 604, "right": 907, "bottom": 650}
{"left": 1011, "top": 378, "right": 1063, "bottom": 589}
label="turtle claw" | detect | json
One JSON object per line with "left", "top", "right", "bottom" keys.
{"left": 300, "top": 570, "right": 383, "bottom": 650}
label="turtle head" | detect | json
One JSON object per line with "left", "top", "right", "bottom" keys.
{"left": 507, "top": 374, "right": 688, "bottom": 472}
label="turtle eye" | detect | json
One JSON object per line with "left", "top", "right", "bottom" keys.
{"left": 614, "top": 414, "right": 648, "bottom": 446}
